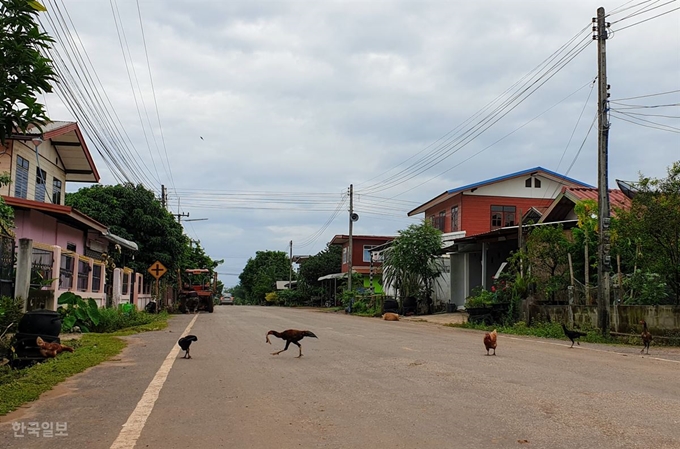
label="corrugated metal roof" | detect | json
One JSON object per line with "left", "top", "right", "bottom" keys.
{"left": 24, "top": 121, "right": 75, "bottom": 134}
{"left": 565, "top": 187, "right": 632, "bottom": 210}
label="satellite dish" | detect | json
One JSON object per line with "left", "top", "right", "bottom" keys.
{"left": 350, "top": 213, "right": 359, "bottom": 222}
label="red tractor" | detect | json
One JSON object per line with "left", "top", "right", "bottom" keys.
{"left": 177, "top": 269, "right": 216, "bottom": 313}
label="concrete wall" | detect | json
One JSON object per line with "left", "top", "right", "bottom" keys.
{"left": 527, "top": 303, "right": 680, "bottom": 332}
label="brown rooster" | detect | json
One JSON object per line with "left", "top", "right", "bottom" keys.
{"left": 36, "top": 336, "right": 74, "bottom": 358}
{"left": 484, "top": 329, "right": 497, "bottom": 356}
{"left": 266, "top": 329, "right": 318, "bottom": 357}
{"left": 640, "top": 320, "right": 652, "bottom": 354}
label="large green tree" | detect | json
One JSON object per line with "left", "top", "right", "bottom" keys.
{"left": 297, "top": 244, "right": 341, "bottom": 299}
{"left": 238, "top": 250, "right": 290, "bottom": 304}
{"left": 615, "top": 161, "right": 680, "bottom": 304}
{"left": 66, "top": 184, "right": 187, "bottom": 276}
{"left": 382, "top": 221, "right": 443, "bottom": 314}
{"left": 525, "top": 224, "right": 571, "bottom": 302}
{"left": 0, "top": 0, "right": 56, "bottom": 144}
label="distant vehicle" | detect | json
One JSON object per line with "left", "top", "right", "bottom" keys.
{"left": 178, "top": 268, "right": 216, "bottom": 313}
{"left": 220, "top": 293, "right": 234, "bottom": 305}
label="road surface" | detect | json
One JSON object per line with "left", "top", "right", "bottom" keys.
{"left": 1, "top": 306, "right": 679, "bottom": 448}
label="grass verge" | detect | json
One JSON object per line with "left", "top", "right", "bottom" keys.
{"left": 447, "top": 320, "right": 618, "bottom": 345}
{"left": 0, "top": 314, "right": 169, "bottom": 416}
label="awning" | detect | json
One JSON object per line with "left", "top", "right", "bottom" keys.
{"left": 104, "top": 231, "right": 139, "bottom": 251}
{"left": 318, "top": 272, "right": 348, "bottom": 281}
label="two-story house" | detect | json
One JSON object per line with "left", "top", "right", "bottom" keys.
{"left": 326, "top": 234, "right": 395, "bottom": 293}
{"left": 1, "top": 122, "right": 150, "bottom": 310}
{"left": 407, "top": 167, "right": 592, "bottom": 308}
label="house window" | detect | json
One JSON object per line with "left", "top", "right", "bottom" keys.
{"left": 491, "top": 205, "right": 516, "bottom": 229}
{"left": 35, "top": 167, "right": 47, "bottom": 202}
{"left": 14, "top": 156, "right": 29, "bottom": 198}
{"left": 431, "top": 211, "right": 446, "bottom": 232}
{"left": 534, "top": 178, "right": 541, "bottom": 188}
{"left": 67, "top": 242, "right": 77, "bottom": 252}
{"left": 53, "top": 179, "right": 63, "bottom": 204}
{"left": 342, "top": 246, "right": 348, "bottom": 264}
{"left": 525, "top": 178, "right": 532, "bottom": 188}
{"left": 122, "top": 272, "right": 130, "bottom": 295}
{"left": 451, "top": 206, "right": 459, "bottom": 232}
{"left": 363, "top": 245, "right": 375, "bottom": 263}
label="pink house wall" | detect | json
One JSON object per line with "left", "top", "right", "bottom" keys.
{"left": 56, "top": 222, "right": 85, "bottom": 253}
{"left": 13, "top": 209, "right": 85, "bottom": 250}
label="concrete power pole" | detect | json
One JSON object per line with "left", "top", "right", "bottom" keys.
{"left": 348, "top": 184, "right": 354, "bottom": 309}
{"left": 289, "top": 240, "right": 293, "bottom": 290}
{"left": 161, "top": 185, "right": 167, "bottom": 209}
{"left": 595, "top": 6, "right": 611, "bottom": 337}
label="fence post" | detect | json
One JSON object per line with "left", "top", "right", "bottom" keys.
{"left": 15, "top": 238, "right": 33, "bottom": 312}
{"left": 567, "top": 285, "right": 575, "bottom": 328}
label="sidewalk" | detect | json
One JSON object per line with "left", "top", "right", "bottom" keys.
{"left": 400, "top": 312, "right": 469, "bottom": 325}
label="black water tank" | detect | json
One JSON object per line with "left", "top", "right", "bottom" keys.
{"left": 17, "top": 309, "right": 62, "bottom": 337}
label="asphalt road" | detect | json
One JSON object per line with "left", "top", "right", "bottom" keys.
{"left": 2, "top": 306, "right": 680, "bottom": 449}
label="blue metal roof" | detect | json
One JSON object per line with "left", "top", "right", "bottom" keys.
{"left": 446, "top": 166, "right": 593, "bottom": 194}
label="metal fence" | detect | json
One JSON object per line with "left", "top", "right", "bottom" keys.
{"left": 0, "top": 236, "right": 15, "bottom": 298}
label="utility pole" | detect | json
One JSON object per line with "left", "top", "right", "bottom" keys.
{"left": 289, "top": 240, "right": 293, "bottom": 290}
{"left": 174, "top": 211, "right": 190, "bottom": 223}
{"left": 348, "top": 184, "right": 354, "bottom": 310}
{"left": 161, "top": 184, "right": 167, "bottom": 209}
{"left": 594, "top": 6, "right": 611, "bottom": 337}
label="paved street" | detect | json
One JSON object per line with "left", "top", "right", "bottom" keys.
{"left": 2, "top": 306, "right": 680, "bottom": 449}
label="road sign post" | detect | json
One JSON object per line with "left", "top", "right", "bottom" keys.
{"left": 148, "top": 261, "right": 167, "bottom": 304}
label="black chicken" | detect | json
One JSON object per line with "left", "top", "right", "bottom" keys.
{"left": 178, "top": 335, "right": 198, "bottom": 359}
{"left": 561, "top": 324, "right": 586, "bottom": 348}
{"left": 266, "top": 329, "right": 317, "bottom": 358}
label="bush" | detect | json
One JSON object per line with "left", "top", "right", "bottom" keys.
{"left": 0, "top": 296, "right": 23, "bottom": 331}
{"left": 464, "top": 287, "right": 496, "bottom": 309}
{"left": 92, "top": 307, "right": 167, "bottom": 333}
{"left": 57, "top": 292, "right": 101, "bottom": 333}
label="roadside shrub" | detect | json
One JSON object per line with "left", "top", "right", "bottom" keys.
{"left": 0, "top": 296, "right": 23, "bottom": 331}
{"left": 92, "top": 307, "right": 167, "bottom": 333}
{"left": 57, "top": 292, "right": 101, "bottom": 333}
{"left": 277, "top": 289, "right": 302, "bottom": 307}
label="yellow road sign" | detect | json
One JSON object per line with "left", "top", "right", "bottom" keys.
{"left": 148, "top": 261, "right": 167, "bottom": 279}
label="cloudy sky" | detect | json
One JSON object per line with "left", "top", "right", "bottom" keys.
{"left": 40, "top": 0, "right": 679, "bottom": 286}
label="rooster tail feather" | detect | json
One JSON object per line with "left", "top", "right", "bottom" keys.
{"left": 303, "top": 331, "right": 318, "bottom": 339}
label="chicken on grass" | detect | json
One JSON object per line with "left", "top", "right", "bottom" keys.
{"left": 484, "top": 329, "right": 497, "bottom": 356}
{"left": 561, "top": 324, "right": 587, "bottom": 348}
{"left": 178, "top": 335, "right": 198, "bottom": 359}
{"left": 640, "top": 320, "right": 652, "bottom": 354}
{"left": 36, "top": 336, "right": 74, "bottom": 358}
{"left": 266, "top": 329, "right": 317, "bottom": 358}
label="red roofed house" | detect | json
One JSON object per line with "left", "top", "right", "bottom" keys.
{"left": 1, "top": 122, "right": 149, "bottom": 310}
{"left": 408, "top": 167, "right": 593, "bottom": 309}
{"left": 326, "top": 234, "right": 395, "bottom": 294}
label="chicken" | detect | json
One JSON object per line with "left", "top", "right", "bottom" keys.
{"left": 382, "top": 313, "right": 399, "bottom": 321}
{"left": 178, "top": 335, "right": 198, "bottom": 359}
{"left": 36, "top": 336, "right": 74, "bottom": 358}
{"left": 266, "top": 329, "right": 318, "bottom": 357}
{"left": 484, "top": 329, "right": 497, "bottom": 356}
{"left": 561, "top": 324, "right": 587, "bottom": 348}
{"left": 640, "top": 320, "right": 652, "bottom": 354}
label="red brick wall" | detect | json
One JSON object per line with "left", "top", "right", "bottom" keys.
{"left": 424, "top": 195, "right": 462, "bottom": 233}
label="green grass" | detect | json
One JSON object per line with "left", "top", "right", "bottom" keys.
{"left": 447, "top": 321, "right": 616, "bottom": 345}
{"left": 0, "top": 313, "right": 169, "bottom": 416}
{"left": 0, "top": 334, "right": 125, "bottom": 416}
